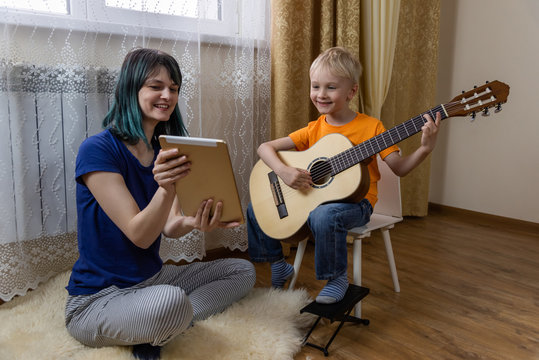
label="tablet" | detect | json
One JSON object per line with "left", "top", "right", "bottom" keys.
{"left": 159, "top": 135, "right": 244, "bottom": 223}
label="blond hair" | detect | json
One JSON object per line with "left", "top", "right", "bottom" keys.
{"left": 310, "top": 47, "right": 362, "bottom": 84}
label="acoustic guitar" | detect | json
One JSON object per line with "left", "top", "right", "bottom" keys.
{"left": 249, "top": 81, "right": 510, "bottom": 239}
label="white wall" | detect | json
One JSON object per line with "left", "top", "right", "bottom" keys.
{"left": 430, "top": 0, "right": 539, "bottom": 223}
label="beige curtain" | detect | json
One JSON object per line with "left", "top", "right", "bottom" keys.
{"left": 360, "top": 0, "right": 401, "bottom": 120}
{"left": 270, "top": 0, "right": 440, "bottom": 216}
{"left": 380, "top": 0, "right": 441, "bottom": 216}
{"left": 270, "top": 0, "right": 361, "bottom": 139}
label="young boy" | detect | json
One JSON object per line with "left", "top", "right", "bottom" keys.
{"left": 247, "top": 47, "right": 440, "bottom": 304}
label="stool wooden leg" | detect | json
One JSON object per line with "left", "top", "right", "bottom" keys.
{"left": 381, "top": 228, "right": 400, "bottom": 292}
{"left": 289, "top": 239, "right": 308, "bottom": 290}
{"left": 352, "top": 238, "right": 362, "bottom": 318}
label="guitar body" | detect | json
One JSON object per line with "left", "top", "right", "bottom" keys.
{"left": 249, "top": 133, "right": 369, "bottom": 239}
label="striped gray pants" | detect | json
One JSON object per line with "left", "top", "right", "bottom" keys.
{"left": 65, "top": 258, "right": 255, "bottom": 347}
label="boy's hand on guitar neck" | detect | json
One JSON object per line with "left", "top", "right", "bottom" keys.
{"left": 419, "top": 112, "right": 442, "bottom": 154}
{"left": 384, "top": 111, "right": 442, "bottom": 177}
{"left": 277, "top": 166, "right": 313, "bottom": 190}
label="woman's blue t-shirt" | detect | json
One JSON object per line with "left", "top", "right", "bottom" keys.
{"left": 66, "top": 129, "right": 162, "bottom": 295}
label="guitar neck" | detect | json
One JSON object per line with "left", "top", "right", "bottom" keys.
{"left": 329, "top": 104, "right": 448, "bottom": 175}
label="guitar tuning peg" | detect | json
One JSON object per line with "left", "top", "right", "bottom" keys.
{"left": 495, "top": 103, "right": 502, "bottom": 113}
{"left": 470, "top": 111, "right": 476, "bottom": 121}
{"left": 461, "top": 90, "right": 465, "bottom": 94}
{"left": 482, "top": 108, "right": 490, "bottom": 116}
{"left": 485, "top": 80, "right": 489, "bottom": 84}
{"left": 473, "top": 85, "right": 478, "bottom": 89}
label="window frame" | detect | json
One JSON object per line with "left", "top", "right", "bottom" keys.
{"left": 0, "top": 0, "right": 243, "bottom": 40}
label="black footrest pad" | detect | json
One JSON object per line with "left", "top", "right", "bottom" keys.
{"left": 300, "top": 284, "right": 369, "bottom": 322}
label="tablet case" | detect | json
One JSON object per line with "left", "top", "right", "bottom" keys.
{"left": 159, "top": 135, "right": 244, "bottom": 223}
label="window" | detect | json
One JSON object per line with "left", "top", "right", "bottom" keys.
{"left": 105, "top": 0, "right": 221, "bottom": 20}
{"left": 0, "top": 0, "right": 68, "bottom": 14}
{"left": 0, "top": 0, "right": 252, "bottom": 40}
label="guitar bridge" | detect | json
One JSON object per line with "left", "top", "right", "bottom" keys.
{"left": 268, "top": 171, "right": 288, "bottom": 219}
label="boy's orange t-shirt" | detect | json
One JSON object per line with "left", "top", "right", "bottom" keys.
{"left": 288, "top": 112, "right": 399, "bottom": 207}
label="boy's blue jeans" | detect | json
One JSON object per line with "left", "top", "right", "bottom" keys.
{"left": 247, "top": 198, "right": 373, "bottom": 280}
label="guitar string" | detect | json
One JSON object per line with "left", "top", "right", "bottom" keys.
{"left": 274, "top": 103, "right": 451, "bottom": 199}
{"left": 272, "top": 96, "right": 499, "bottom": 206}
{"left": 305, "top": 103, "right": 448, "bottom": 182}
{"left": 268, "top": 95, "right": 499, "bottom": 211}
{"left": 273, "top": 101, "right": 464, "bottom": 199}
{"left": 290, "top": 93, "right": 496, "bottom": 186}
{"left": 278, "top": 90, "right": 496, "bottom": 189}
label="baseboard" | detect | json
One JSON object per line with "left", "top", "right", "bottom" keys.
{"left": 428, "top": 202, "right": 539, "bottom": 232}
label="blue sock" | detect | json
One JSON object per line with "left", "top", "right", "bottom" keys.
{"left": 270, "top": 259, "right": 294, "bottom": 288}
{"left": 316, "top": 274, "right": 349, "bottom": 304}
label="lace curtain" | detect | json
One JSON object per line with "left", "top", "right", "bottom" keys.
{"left": 0, "top": 0, "right": 271, "bottom": 302}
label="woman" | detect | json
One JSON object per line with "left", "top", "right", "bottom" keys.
{"left": 65, "top": 48, "right": 255, "bottom": 360}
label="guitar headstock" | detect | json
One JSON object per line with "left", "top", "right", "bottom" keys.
{"left": 445, "top": 80, "right": 510, "bottom": 119}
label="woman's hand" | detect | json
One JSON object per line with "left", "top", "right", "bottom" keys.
{"left": 152, "top": 148, "right": 191, "bottom": 192}
{"left": 180, "top": 199, "right": 240, "bottom": 233}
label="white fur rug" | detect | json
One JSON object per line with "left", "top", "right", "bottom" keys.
{"left": 0, "top": 271, "right": 315, "bottom": 360}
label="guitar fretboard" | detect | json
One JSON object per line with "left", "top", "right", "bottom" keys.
{"left": 329, "top": 105, "right": 448, "bottom": 175}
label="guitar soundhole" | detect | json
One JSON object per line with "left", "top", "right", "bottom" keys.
{"left": 309, "top": 158, "right": 332, "bottom": 188}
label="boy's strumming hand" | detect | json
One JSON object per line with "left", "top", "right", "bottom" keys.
{"left": 278, "top": 166, "right": 313, "bottom": 190}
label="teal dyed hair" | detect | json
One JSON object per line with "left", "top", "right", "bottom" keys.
{"left": 103, "top": 48, "right": 188, "bottom": 146}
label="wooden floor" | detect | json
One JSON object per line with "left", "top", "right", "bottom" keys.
{"left": 250, "top": 205, "right": 539, "bottom": 360}
{"left": 3, "top": 206, "right": 536, "bottom": 358}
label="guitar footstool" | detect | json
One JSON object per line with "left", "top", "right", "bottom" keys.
{"left": 300, "top": 284, "right": 370, "bottom": 356}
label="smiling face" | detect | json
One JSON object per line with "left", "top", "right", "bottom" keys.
{"left": 138, "top": 65, "right": 179, "bottom": 126}
{"left": 310, "top": 66, "right": 358, "bottom": 121}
